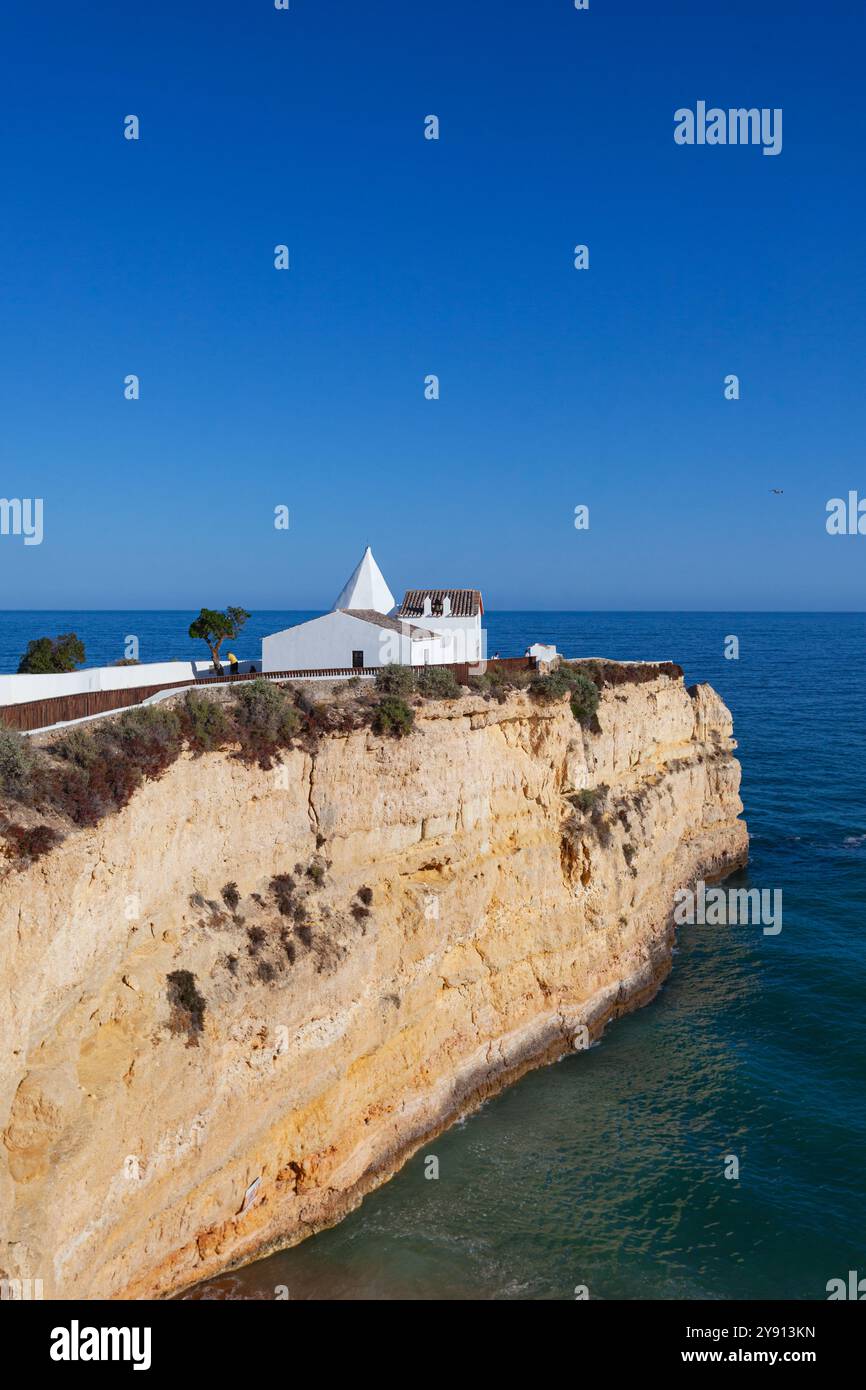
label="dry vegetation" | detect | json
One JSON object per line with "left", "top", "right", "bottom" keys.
{"left": 0, "top": 659, "right": 682, "bottom": 863}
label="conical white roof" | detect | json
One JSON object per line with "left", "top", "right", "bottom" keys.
{"left": 332, "top": 546, "right": 396, "bottom": 614}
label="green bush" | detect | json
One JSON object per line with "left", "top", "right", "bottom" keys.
{"left": 111, "top": 705, "right": 183, "bottom": 767}
{"left": 17, "top": 632, "right": 85, "bottom": 675}
{"left": 571, "top": 787, "right": 599, "bottom": 812}
{"left": 0, "top": 727, "right": 37, "bottom": 799}
{"left": 469, "top": 666, "right": 531, "bottom": 701}
{"left": 180, "top": 691, "right": 231, "bottom": 754}
{"left": 375, "top": 663, "right": 414, "bottom": 696}
{"left": 372, "top": 696, "right": 414, "bottom": 736}
{"left": 52, "top": 728, "right": 98, "bottom": 768}
{"left": 414, "top": 666, "right": 460, "bottom": 698}
{"left": 529, "top": 669, "right": 573, "bottom": 702}
{"left": 232, "top": 679, "right": 301, "bottom": 765}
{"left": 529, "top": 664, "right": 599, "bottom": 725}
{"left": 568, "top": 671, "right": 600, "bottom": 726}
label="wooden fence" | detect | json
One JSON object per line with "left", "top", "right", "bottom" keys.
{"left": 0, "top": 657, "right": 537, "bottom": 734}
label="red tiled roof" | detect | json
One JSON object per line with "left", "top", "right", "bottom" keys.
{"left": 397, "top": 589, "right": 483, "bottom": 618}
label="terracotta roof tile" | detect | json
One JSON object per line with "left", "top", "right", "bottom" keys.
{"left": 397, "top": 589, "right": 483, "bottom": 618}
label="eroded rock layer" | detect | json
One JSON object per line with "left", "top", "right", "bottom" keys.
{"left": 0, "top": 674, "right": 747, "bottom": 1298}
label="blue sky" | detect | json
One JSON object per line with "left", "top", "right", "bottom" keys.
{"left": 0, "top": 0, "right": 863, "bottom": 610}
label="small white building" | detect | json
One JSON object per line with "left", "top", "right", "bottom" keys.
{"left": 262, "top": 547, "right": 453, "bottom": 673}
{"left": 525, "top": 642, "right": 558, "bottom": 663}
{"left": 395, "top": 588, "right": 484, "bottom": 663}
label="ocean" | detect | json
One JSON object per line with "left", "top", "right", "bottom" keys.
{"left": 4, "top": 611, "right": 864, "bottom": 1300}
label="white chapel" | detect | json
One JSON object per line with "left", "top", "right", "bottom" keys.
{"left": 261, "top": 547, "right": 484, "bottom": 673}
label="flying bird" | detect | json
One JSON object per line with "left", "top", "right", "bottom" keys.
{"left": 770, "top": 488, "right": 784, "bottom": 494}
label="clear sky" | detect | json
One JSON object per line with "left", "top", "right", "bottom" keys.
{"left": 0, "top": 0, "right": 863, "bottom": 610}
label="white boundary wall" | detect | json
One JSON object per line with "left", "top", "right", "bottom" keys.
{"left": 0, "top": 660, "right": 219, "bottom": 709}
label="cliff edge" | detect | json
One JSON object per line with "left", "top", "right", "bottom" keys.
{"left": 0, "top": 669, "right": 747, "bottom": 1298}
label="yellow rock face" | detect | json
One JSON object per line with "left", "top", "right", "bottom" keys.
{"left": 0, "top": 675, "right": 747, "bottom": 1299}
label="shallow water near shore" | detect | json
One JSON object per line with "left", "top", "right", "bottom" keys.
{"left": 5, "top": 610, "right": 862, "bottom": 1299}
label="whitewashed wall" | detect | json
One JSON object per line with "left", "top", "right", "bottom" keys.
{"left": 0, "top": 659, "right": 219, "bottom": 709}
{"left": 262, "top": 612, "right": 445, "bottom": 672}
{"left": 418, "top": 614, "right": 484, "bottom": 662}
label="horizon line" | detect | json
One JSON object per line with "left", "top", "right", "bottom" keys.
{"left": 0, "top": 608, "right": 864, "bottom": 617}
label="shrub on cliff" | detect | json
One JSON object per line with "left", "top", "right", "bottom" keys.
{"left": 50, "top": 727, "right": 97, "bottom": 770}
{"left": 490, "top": 664, "right": 531, "bottom": 689}
{"left": 46, "top": 754, "right": 106, "bottom": 826}
{"left": 530, "top": 665, "right": 599, "bottom": 726}
{"left": 468, "top": 666, "right": 530, "bottom": 702}
{"left": 570, "top": 787, "right": 600, "bottom": 812}
{"left": 221, "top": 880, "right": 240, "bottom": 911}
{"left": 529, "top": 669, "right": 572, "bottom": 702}
{"left": 270, "top": 873, "right": 296, "bottom": 914}
{"left": 247, "top": 925, "right": 266, "bottom": 954}
{"left": 375, "top": 663, "right": 414, "bottom": 697}
{"left": 111, "top": 706, "right": 184, "bottom": 774}
{"left": 567, "top": 671, "right": 600, "bottom": 726}
{"left": 180, "top": 690, "right": 231, "bottom": 754}
{"left": 232, "top": 679, "right": 301, "bottom": 766}
{"left": 0, "top": 727, "right": 38, "bottom": 801}
{"left": 3, "top": 822, "right": 62, "bottom": 862}
{"left": 583, "top": 659, "right": 683, "bottom": 689}
{"left": 372, "top": 696, "right": 414, "bottom": 736}
{"left": 166, "top": 969, "right": 206, "bottom": 1045}
{"left": 48, "top": 706, "right": 184, "bottom": 826}
{"left": 414, "top": 666, "right": 460, "bottom": 698}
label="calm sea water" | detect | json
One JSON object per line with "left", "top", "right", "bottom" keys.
{"left": 4, "top": 612, "right": 864, "bottom": 1299}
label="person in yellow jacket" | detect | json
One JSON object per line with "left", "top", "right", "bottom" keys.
{"left": 227, "top": 651, "right": 239, "bottom": 675}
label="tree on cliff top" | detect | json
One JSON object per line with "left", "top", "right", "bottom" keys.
{"left": 188, "top": 607, "right": 250, "bottom": 676}
{"left": 17, "top": 632, "right": 85, "bottom": 675}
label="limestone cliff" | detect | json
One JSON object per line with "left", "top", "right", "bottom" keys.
{"left": 0, "top": 671, "right": 747, "bottom": 1299}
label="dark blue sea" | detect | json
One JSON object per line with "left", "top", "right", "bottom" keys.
{"left": 4, "top": 611, "right": 864, "bottom": 1300}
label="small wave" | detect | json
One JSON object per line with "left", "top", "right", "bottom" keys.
{"left": 842, "top": 834, "right": 866, "bottom": 848}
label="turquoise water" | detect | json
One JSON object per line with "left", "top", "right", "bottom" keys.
{"left": 3, "top": 612, "right": 864, "bottom": 1299}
